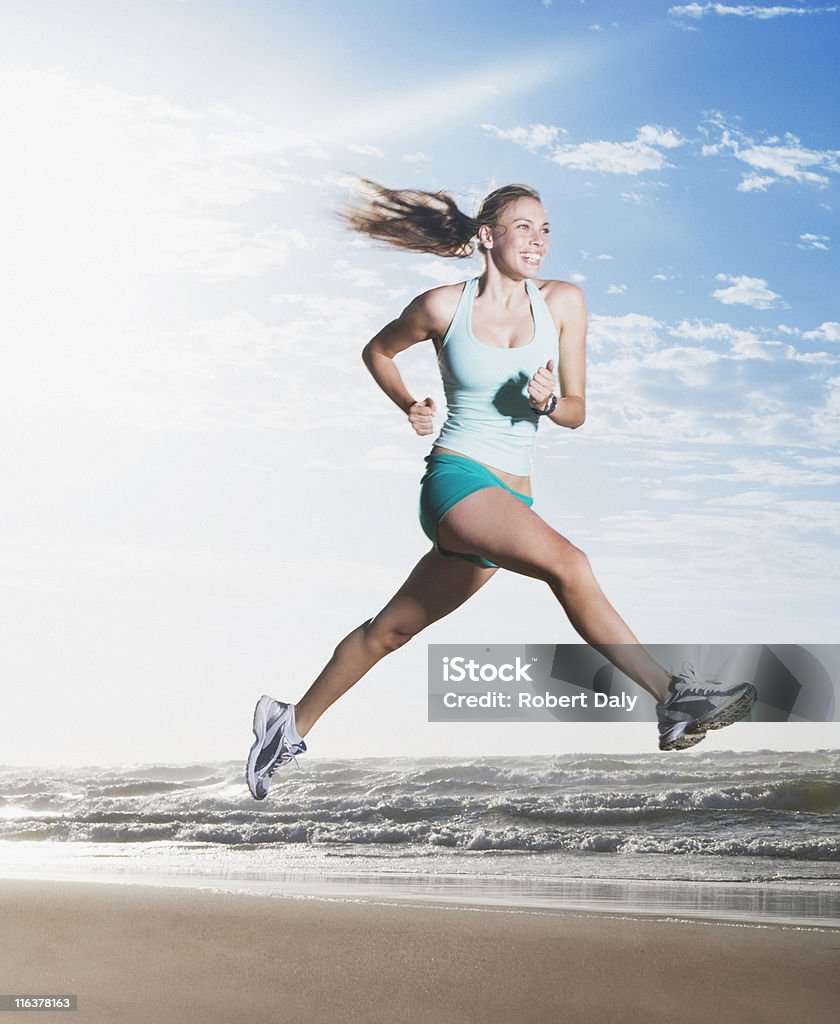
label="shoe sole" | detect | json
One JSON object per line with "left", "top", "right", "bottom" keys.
{"left": 659, "top": 726, "right": 707, "bottom": 752}
{"left": 245, "top": 695, "right": 274, "bottom": 800}
{"left": 687, "top": 684, "right": 758, "bottom": 735}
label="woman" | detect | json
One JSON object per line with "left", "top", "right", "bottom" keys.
{"left": 246, "top": 181, "right": 756, "bottom": 800}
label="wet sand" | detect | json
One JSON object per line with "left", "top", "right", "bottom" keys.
{"left": 1, "top": 880, "right": 838, "bottom": 1024}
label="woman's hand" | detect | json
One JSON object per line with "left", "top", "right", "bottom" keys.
{"left": 408, "top": 397, "right": 436, "bottom": 435}
{"left": 527, "top": 359, "right": 558, "bottom": 412}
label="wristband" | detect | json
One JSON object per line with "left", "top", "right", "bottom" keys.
{"left": 533, "top": 394, "right": 558, "bottom": 417}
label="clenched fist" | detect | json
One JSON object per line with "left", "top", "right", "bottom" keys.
{"left": 408, "top": 397, "right": 436, "bottom": 436}
{"left": 528, "top": 359, "right": 558, "bottom": 412}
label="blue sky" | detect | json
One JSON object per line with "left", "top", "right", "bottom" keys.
{"left": 1, "top": 0, "right": 838, "bottom": 763}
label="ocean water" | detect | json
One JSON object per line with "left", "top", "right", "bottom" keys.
{"left": 1, "top": 751, "right": 839, "bottom": 927}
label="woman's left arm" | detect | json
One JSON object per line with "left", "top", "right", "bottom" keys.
{"left": 546, "top": 282, "right": 586, "bottom": 429}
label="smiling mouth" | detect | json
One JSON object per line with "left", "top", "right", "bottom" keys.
{"left": 521, "top": 252, "right": 541, "bottom": 264}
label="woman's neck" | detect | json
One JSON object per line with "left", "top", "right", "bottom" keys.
{"left": 477, "top": 266, "right": 530, "bottom": 306}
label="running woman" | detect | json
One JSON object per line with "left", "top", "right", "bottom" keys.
{"left": 246, "top": 182, "right": 756, "bottom": 800}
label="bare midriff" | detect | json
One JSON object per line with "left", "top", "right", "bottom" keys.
{"left": 430, "top": 445, "right": 533, "bottom": 497}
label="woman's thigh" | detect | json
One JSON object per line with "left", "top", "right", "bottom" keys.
{"left": 437, "top": 487, "right": 585, "bottom": 582}
{"left": 369, "top": 547, "right": 497, "bottom": 641}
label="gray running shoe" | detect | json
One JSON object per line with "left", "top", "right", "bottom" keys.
{"left": 246, "top": 695, "right": 306, "bottom": 800}
{"left": 656, "top": 665, "right": 757, "bottom": 752}
{"left": 658, "top": 719, "right": 707, "bottom": 752}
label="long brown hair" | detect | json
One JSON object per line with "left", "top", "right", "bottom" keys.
{"left": 338, "top": 180, "right": 542, "bottom": 258}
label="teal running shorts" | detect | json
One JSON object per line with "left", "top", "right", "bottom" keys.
{"left": 418, "top": 453, "right": 534, "bottom": 569}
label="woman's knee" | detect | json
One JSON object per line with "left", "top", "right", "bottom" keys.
{"left": 545, "top": 542, "right": 594, "bottom": 591}
{"left": 360, "top": 614, "right": 422, "bottom": 656}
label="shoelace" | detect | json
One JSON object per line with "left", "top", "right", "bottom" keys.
{"left": 679, "top": 661, "right": 729, "bottom": 694}
{"left": 265, "top": 737, "right": 304, "bottom": 779}
{"left": 679, "top": 660, "right": 699, "bottom": 683}
{"left": 667, "top": 662, "right": 714, "bottom": 701}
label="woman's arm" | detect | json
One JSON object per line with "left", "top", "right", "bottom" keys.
{"left": 543, "top": 282, "right": 587, "bottom": 429}
{"left": 362, "top": 288, "right": 449, "bottom": 435}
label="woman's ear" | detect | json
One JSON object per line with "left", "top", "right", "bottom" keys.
{"left": 477, "top": 224, "right": 493, "bottom": 250}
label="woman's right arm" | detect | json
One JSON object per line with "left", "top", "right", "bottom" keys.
{"left": 362, "top": 289, "right": 447, "bottom": 436}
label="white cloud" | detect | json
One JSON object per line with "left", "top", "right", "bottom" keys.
{"left": 711, "top": 274, "right": 781, "bottom": 309}
{"left": 798, "top": 233, "right": 830, "bottom": 251}
{"left": 649, "top": 489, "right": 694, "bottom": 501}
{"left": 337, "top": 266, "right": 385, "bottom": 289}
{"left": 670, "top": 320, "right": 755, "bottom": 343}
{"left": 732, "top": 338, "right": 794, "bottom": 361}
{"left": 588, "top": 313, "right": 664, "bottom": 352}
{"left": 607, "top": 283, "right": 628, "bottom": 295}
{"left": 0, "top": 68, "right": 338, "bottom": 291}
{"left": 346, "top": 143, "right": 385, "bottom": 158}
{"left": 621, "top": 181, "right": 669, "bottom": 205}
{"left": 803, "top": 322, "right": 840, "bottom": 343}
{"left": 60, "top": 296, "right": 404, "bottom": 435}
{"left": 200, "top": 226, "right": 309, "bottom": 279}
{"left": 480, "top": 122, "right": 562, "bottom": 151}
{"left": 669, "top": 319, "right": 838, "bottom": 364}
{"left": 792, "top": 350, "right": 839, "bottom": 365}
{"left": 570, "top": 272, "right": 588, "bottom": 283}
{"left": 798, "top": 455, "right": 840, "bottom": 469}
{"left": 737, "top": 174, "right": 779, "bottom": 193}
{"left": 579, "top": 311, "right": 840, "bottom": 452}
{"left": 482, "top": 123, "right": 685, "bottom": 175}
{"left": 737, "top": 140, "right": 839, "bottom": 187}
{"left": 644, "top": 345, "right": 721, "bottom": 387}
{"left": 408, "top": 259, "right": 479, "bottom": 284}
{"left": 636, "top": 125, "right": 684, "bottom": 149}
{"left": 306, "top": 444, "right": 419, "bottom": 474}
{"left": 645, "top": 346, "right": 720, "bottom": 370}
{"left": 551, "top": 126, "right": 684, "bottom": 174}
{"left": 716, "top": 459, "right": 840, "bottom": 488}
{"left": 402, "top": 151, "right": 430, "bottom": 163}
{"left": 670, "top": 3, "right": 839, "bottom": 20}
{"left": 708, "top": 490, "right": 777, "bottom": 506}
{"left": 701, "top": 113, "right": 840, "bottom": 191}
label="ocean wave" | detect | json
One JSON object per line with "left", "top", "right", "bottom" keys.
{"left": 3, "top": 817, "right": 838, "bottom": 861}
{"left": 1, "top": 754, "right": 838, "bottom": 861}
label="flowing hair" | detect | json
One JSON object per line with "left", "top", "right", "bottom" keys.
{"left": 338, "top": 179, "right": 542, "bottom": 258}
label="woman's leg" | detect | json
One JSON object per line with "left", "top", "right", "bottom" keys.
{"left": 294, "top": 549, "right": 497, "bottom": 736}
{"left": 437, "top": 489, "right": 673, "bottom": 702}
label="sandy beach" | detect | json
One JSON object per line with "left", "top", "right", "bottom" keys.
{"left": 1, "top": 880, "right": 838, "bottom": 1024}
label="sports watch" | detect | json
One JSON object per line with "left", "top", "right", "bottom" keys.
{"left": 533, "top": 394, "right": 558, "bottom": 417}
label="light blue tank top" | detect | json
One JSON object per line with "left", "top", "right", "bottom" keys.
{"left": 433, "top": 276, "right": 559, "bottom": 476}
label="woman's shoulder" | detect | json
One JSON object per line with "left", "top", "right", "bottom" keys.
{"left": 407, "top": 279, "right": 472, "bottom": 335}
{"left": 533, "top": 279, "right": 587, "bottom": 316}
{"left": 416, "top": 278, "right": 472, "bottom": 306}
{"left": 533, "top": 278, "right": 586, "bottom": 299}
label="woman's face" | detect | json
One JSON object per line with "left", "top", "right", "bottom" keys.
{"left": 481, "top": 196, "right": 551, "bottom": 278}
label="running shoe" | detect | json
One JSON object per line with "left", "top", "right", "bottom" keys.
{"left": 656, "top": 665, "right": 757, "bottom": 752}
{"left": 658, "top": 718, "right": 707, "bottom": 752}
{"left": 246, "top": 695, "right": 307, "bottom": 800}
